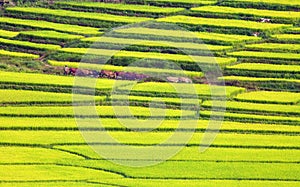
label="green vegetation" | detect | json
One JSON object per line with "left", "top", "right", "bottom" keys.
{"left": 1, "top": 117, "right": 300, "bottom": 134}
{"left": 0, "top": 49, "right": 39, "bottom": 59}
{"left": 228, "top": 51, "right": 300, "bottom": 60}
{"left": 0, "top": 29, "right": 19, "bottom": 38}
{"left": 81, "top": 36, "right": 232, "bottom": 51}
{"left": 192, "top": 5, "right": 300, "bottom": 20}
{"left": 118, "top": 82, "right": 245, "bottom": 97}
{"left": 115, "top": 27, "right": 261, "bottom": 44}
{"left": 221, "top": 76, "right": 300, "bottom": 91}
{"left": 245, "top": 43, "right": 300, "bottom": 52}
{"left": 233, "top": 0, "right": 300, "bottom": 6}
{"left": 1, "top": 130, "right": 300, "bottom": 147}
{"left": 0, "top": 37, "right": 61, "bottom": 51}
{"left": 271, "top": 34, "right": 300, "bottom": 42}
{"left": 201, "top": 110, "right": 300, "bottom": 124}
{"left": 0, "top": 165, "right": 121, "bottom": 181}
{"left": 202, "top": 100, "right": 300, "bottom": 115}
{"left": 0, "top": 17, "right": 101, "bottom": 35}
{"left": 111, "top": 95, "right": 201, "bottom": 106}
{"left": 0, "top": 71, "right": 126, "bottom": 91}
{"left": 0, "top": 106, "right": 194, "bottom": 118}
{"left": 0, "top": 89, "right": 106, "bottom": 104}
{"left": 19, "top": 30, "right": 84, "bottom": 40}
{"left": 158, "top": 15, "right": 290, "bottom": 30}
{"left": 48, "top": 60, "right": 203, "bottom": 78}
{"left": 56, "top": 1, "right": 185, "bottom": 14}
{"left": 59, "top": 48, "right": 237, "bottom": 66}
{"left": 6, "top": 7, "right": 152, "bottom": 23}
{"left": 1, "top": 0, "right": 300, "bottom": 185}
{"left": 234, "top": 91, "right": 300, "bottom": 104}
{"left": 56, "top": 145, "right": 300, "bottom": 162}
{"left": 226, "top": 63, "right": 300, "bottom": 73}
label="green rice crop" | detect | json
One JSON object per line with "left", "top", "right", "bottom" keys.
{"left": 0, "top": 165, "right": 121, "bottom": 181}
{"left": 234, "top": 0, "right": 300, "bottom": 6}
{"left": 0, "top": 37, "right": 61, "bottom": 51}
{"left": 228, "top": 51, "right": 300, "bottom": 60}
{"left": 81, "top": 36, "right": 232, "bottom": 51}
{"left": 0, "top": 29, "right": 19, "bottom": 38}
{"left": 57, "top": 1, "right": 185, "bottom": 13}
{"left": 0, "top": 71, "right": 128, "bottom": 90}
{"left": 245, "top": 43, "right": 300, "bottom": 52}
{"left": 0, "top": 147, "right": 81, "bottom": 163}
{"left": 1, "top": 130, "right": 300, "bottom": 148}
{"left": 1, "top": 117, "right": 299, "bottom": 134}
{"left": 271, "top": 34, "right": 300, "bottom": 41}
{"left": 201, "top": 110, "right": 300, "bottom": 124}
{"left": 111, "top": 95, "right": 201, "bottom": 106}
{"left": 221, "top": 76, "right": 300, "bottom": 84}
{"left": 0, "top": 49, "right": 39, "bottom": 59}
{"left": 157, "top": 15, "right": 290, "bottom": 30}
{"left": 202, "top": 100, "right": 300, "bottom": 115}
{"left": 226, "top": 63, "right": 300, "bottom": 73}
{"left": 19, "top": 30, "right": 84, "bottom": 40}
{"left": 0, "top": 89, "right": 106, "bottom": 104}
{"left": 118, "top": 82, "right": 245, "bottom": 97}
{"left": 234, "top": 91, "right": 300, "bottom": 104}
{"left": 0, "top": 106, "right": 194, "bottom": 118}
{"left": 115, "top": 27, "right": 261, "bottom": 43}
{"left": 56, "top": 145, "right": 300, "bottom": 162}
{"left": 0, "top": 17, "right": 101, "bottom": 35}
{"left": 150, "top": 0, "right": 217, "bottom": 5}
{"left": 6, "top": 7, "right": 152, "bottom": 23}
{"left": 60, "top": 48, "right": 236, "bottom": 66}
{"left": 192, "top": 5, "right": 300, "bottom": 19}
{"left": 48, "top": 60, "right": 203, "bottom": 78}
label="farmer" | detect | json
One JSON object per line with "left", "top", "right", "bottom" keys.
{"left": 63, "top": 65, "right": 69, "bottom": 75}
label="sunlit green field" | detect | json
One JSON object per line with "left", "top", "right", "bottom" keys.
{"left": 0, "top": 0, "right": 299, "bottom": 186}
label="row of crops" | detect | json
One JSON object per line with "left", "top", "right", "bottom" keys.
{"left": 0, "top": 0, "right": 299, "bottom": 186}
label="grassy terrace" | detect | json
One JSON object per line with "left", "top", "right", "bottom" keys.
{"left": 1, "top": 131, "right": 300, "bottom": 147}
{"left": 6, "top": 7, "right": 152, "bottom": 23}
{"left": 0, "top": 71, "right": 128, "bottom": 91}
{"left": 59, "top": 48, "right": 237, "bottom": 66}
{"left": 0, "top": 106, "right": 193, "bottom": 118}
{"left": 118, "top": 82, "right": 245, "bottom": 97}
{"left": 234, "top": 91, "right": 300, "bottom": 104}
{"left": 148, "top": 0, "right": 217, "bottom": 5}
{"left": 227, "top": 51, "right": 300, "bottom": 60}
{"left": 202, "top": 100, "right": 300, "bottom": 115}
{"left": 191, "top": 5, "right": 300, "bottom": 20}
{"left": 110, "top": 95, "right": 200, "bottom": 106}
{"left": 0, "top": 49, "right": 39, "bottom": 59}
{"left": 157, "top": 15, "right": 291, "bottom": 30}
{"left": 230, "top": 0, "right": 300, "bottom": 6}
{"left": 19, "top": 30, "right": 84, "bottom": 40}
{"left": 0, "top": 29, "right": 19, "bottom": 38}
{"left": 271, "top": 34, "right": 300, "bottom": 42}
{"left": 56, "top": 145, "right": 300, "bottom": 161}
{"left": 201, "top": 110, "right": 300, "bottom": 124}
{"left": 56, "top": 1, "right": 185, "bottom": 14}
{"left": 114, "top": 27, "right": 261, "bottom": 44}
{"left": 219, "top": 76, "right": 300, "bottom": 91}
{"left": 0, "top": 17, "right": 101, "bottom": 35}
{"left": 0, "top": 37, "right": 61, "bottom": 51}
{"left": 48, "top": 60, "right": 203, "bottom": 78}
{"left": 1, "top": 118, "right": 300, "bottom": 134}
{"left": 226, "top": 63, "right": 300, "bottom": 73}
{"left": 245, "top": 43, "right": 300, "bottom": 52}
{"left": 0, "top": 90, "right": 106, "bottom": 104}
{"left": 81, "top": 36, "right": 232, "bottom": 51}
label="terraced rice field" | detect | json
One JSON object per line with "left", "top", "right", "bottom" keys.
{"left": 0, "top": 0, "right": 299, "bottom": 186}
